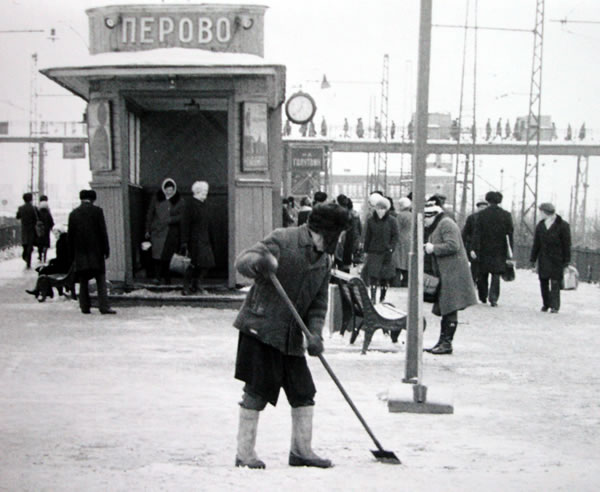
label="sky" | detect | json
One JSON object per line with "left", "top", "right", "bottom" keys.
{"left": 0, "top": 0, "right": 599, "bottom": 218}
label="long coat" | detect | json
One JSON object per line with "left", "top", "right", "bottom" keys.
{"left": 472, "top": 204, "right": 514, "bottom": 274}
{"left": 530, "top": 215, "right": 571, "bottom": 280}
{"left": 35, "top": 207, "right": 55, "bottom": 248}
{"left": 145, "top": 191, "right": 184, "bottom": 261}
{"left": 16, "top": 202, "right": 37, "bottom": 245}
{"left": 461, "top": 211, "right": 479, "bottom": 259}
{"left": 68, "top": 202, "right": 109, "bottom": 273}
{"left": 234, "top": 224, "right": 330, "bottom": 357}
{"left": 363, "top": 211, "right": 399, "bottom": 280}
{"left": 181, "top": 198, "right": 215, "bottom": 268}
{"left": 429, "top": 215, "right": 477, "bottom": 316}
{"left": 393, "top": 209, "right": 412, "bottom": 270}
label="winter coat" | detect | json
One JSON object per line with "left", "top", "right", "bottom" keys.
{"left": 428, "top": 215, "right": 477, "bottom": 316}
{"left": 16, "top": 202, "right": 37, "bottom": 245}
{"left": 38, "top": 232, "right": 71, "bottom": 275}
{"left": 68, "top": 202, "right": 110, "bottom": 273}
{"left": 461, "top": 211, "right": 479, "bottom": 261}
{"left": 181, "top": 197, "right": 215, "bottom": 268}
{"left": 234, "top": 224, "right": 331, "bottom": 357}
{"left": 393, "top": 209, "right": 412, "bottom": 270}
{"left": 146, "top": 190, "right": 184, "bottom": 261}
{"left": 363, "top": 211, "right": 399, "bottom": 280}
{"left": 530, "top": 215, "right": 571, "bottom": 280}
{"left": 35, "top": 207, "right": 54, "bottom": 248}
{"left": 472, "top": 204, "right": 514, "bottom": 274}
{"left": 297, "top": 206, "right": 312, "bottom": 226}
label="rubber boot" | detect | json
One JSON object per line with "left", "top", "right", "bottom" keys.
{"left": 430, "top": 320, "right": 456, "bottom": 355}
{"left": 235, "top": 407, "right": 266, "bottom": 469}
{"left": 289, "top": 406, "right": 333, "bottom": 468}
{"left": 379, "top": 286, "right": 387, "bottom": 303}
{"left": 370, "top": 286, "right": 377, "bottom": 305}
{"left": 424, "top": 320, "right": 445, "bottom": 353}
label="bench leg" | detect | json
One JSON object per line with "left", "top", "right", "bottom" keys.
{"left": 361, "top": 328, "right": 376, "bottom": 354}
{"left": 349, "top": 320, "right": 363, "bottom": 345}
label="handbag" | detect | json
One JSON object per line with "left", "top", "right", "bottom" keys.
{"left": 561, "top": 265, "right": 579, "bottom": 290}
{"left": 169, "top": 253, "right": 191, "bottom": 275}
{"left": 502, "top": 235, "right": 516, "bottom": 282}
{"left": 423, "top": 272, "right": 440, "bottom": 303}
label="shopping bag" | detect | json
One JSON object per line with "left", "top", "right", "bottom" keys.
{"left": 169, "top": 253, "right": 191, "bottom": 275}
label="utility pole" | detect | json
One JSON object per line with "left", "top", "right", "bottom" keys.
{"left": 520, "top": 0, "right": 545, "bottom": 238}
{"left": 28, "top": 53, "right": 39, "bottom": 196}
{"left": 376, "top": 54, "right": 390, "bottom": 193}
{"left": 572, "top": 155, "right": 590, "bottom": 245}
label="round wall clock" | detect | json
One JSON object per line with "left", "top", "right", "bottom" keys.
{"left": 285, "top": 91, "right": 317, "bottom": 125}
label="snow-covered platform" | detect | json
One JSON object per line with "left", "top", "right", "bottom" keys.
{"left": 1, "top": 256, "right": 599, "bottom": 491}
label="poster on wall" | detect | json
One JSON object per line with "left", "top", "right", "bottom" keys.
{"left": 87, "top": 99, "right": 113, "bottom": 171}
{"left": 63, "top": 142, "right": 86, "bottom": 159}
{"left": 242, "top": 102, "right": 268, "bottom": 171}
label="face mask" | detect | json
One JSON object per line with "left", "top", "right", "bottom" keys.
{"left": 375, "top": 209, "right": 386, "bottom": 218}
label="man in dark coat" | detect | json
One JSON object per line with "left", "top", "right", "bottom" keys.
{"left": 530, "top": 202, "right": 571, "bottom": 313}
{"left": 233, "top": 203, "right": 349, "bottom": 470}
{"left": 16, "top": 192, "right": 37, "bottom": 269}
{"left": 462, "top": 199, "right": 488, "bottom": 282}
{"left": 68, "top": 189, "right": 116, "bottom": 315}
{"left": 472, "top": 191, "right": 514, "bottom": 306}
{"left": 181, "top": 181, "right": 215, "bottom": 295}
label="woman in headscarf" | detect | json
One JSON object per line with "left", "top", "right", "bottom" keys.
{"left": 181, "top": 181, "right": 215, "bottom": 295}
{"left": 362, "top": 194, "right": 398, "bottom": 303}
{"left": 145, "top": 178, "right": 185, "bottom": 284}
{"left": 423, "top": 197, "right": 477, "bottom": 355}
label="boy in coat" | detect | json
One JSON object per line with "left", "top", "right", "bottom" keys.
{"left": 233, "top": 203, "right": 350, "bottom": 469}
{"left": 68, "top": 189, "right": 116, "bottom": 315}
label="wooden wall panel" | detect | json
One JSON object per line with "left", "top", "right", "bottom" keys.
{"left": 94, "top": 184, "right": 126, "bottom": 281}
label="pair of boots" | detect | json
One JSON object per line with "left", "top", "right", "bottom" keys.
{"left": 424, "top": 318, "right": 457, "bottom": 355}
{"left": 369, "top": 285, "right": 387, "bottom": 304}
{"left": 235, "top": 406, "right": 332, "bottom": 469}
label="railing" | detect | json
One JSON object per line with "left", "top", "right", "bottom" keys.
{"left": 0, "top": 223, "right": 20, "bottom": 250}
{"left": 514, "top": 243, "right": 600, "bottom": 283}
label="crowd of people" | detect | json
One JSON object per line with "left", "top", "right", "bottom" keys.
{"left": 14, "top": 183, "right": 573, "bottom": 470}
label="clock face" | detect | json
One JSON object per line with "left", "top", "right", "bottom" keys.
{"left": 285, "top": 92, "right": 316, "bottom": 125}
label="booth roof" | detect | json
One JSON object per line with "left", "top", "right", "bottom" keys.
{"left": 40, "top": 47, "right": 286, "bottom": 100}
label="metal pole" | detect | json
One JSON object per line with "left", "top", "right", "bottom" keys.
{"left": 37, "top": 142, "right": 45, "bottom": 197}
{"left": 404, "top": 0, "right": 432, "bottom": 385}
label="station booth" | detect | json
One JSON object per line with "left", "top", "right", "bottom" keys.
{"left": 41, "top": 4, "right": 286, "bottom": 288}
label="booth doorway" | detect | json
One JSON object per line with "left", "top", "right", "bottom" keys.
{"left": 127, "top": 96, "right": 229, "bottom": 285}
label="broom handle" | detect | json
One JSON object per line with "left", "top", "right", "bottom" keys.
{"left": 268, "top": 272, "right": 386, "bottom": 452}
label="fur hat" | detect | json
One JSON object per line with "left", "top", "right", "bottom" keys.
{"left": 79, "top": 189, "right": 94, "bottom": 201}
{"left": 485, "top": 191, "right": 502, "bottom": 204}
{"left": 308, "top": 203, "right": 350, "bottom": 234}
{"left": 538, "top": 202, "right": 555, "bottom": 214}
{"left": 39, "top": 195, "right": 48, "bottom": 202}
{"left": 424, "top": 199, "right": 443, "bottom": 218}
{"left": 398, "top": 197, "right": 412, "bottom": 211}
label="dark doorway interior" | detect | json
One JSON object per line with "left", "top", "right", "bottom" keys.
{"left": 135, "top": 109, "right": 229, "bottom": 283}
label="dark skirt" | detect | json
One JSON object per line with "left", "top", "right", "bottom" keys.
{"left": 234, "top": 332, "right": 316, "bottom": 407}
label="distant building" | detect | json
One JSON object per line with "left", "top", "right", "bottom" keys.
{"left": 514, "top": 115, "right": 554, "bottom": 141}
{"left": 410, "top": 112, "right": 452, "bottom": 140}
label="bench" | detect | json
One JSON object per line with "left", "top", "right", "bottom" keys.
{"left": 331, "top": 269, "right": 407, "bottom": 354}
{"left": 36, "top": 265, "right": 77, "bottom": 302}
